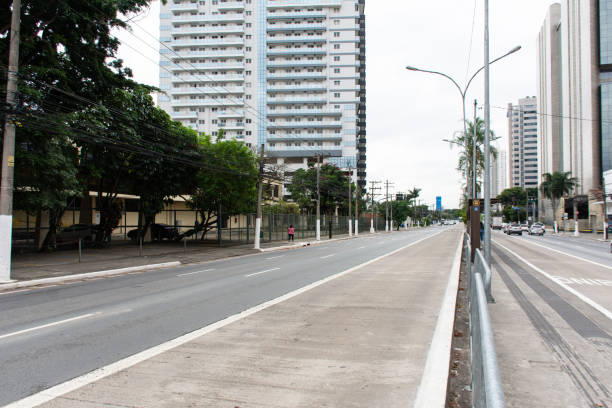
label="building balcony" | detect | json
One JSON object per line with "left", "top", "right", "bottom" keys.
{"left": 267, "top": 72, "right": 327, "bottom": 80}
{"left": 267, "top": 24, "right": 327, "bottom": 32}
{"left": 266, "top": 49, "right": 327, "bottom": 56}
{"left": 266, "top": 0, "right": 342, "bottom": 8}
{"left": 266, "top": 37, "right": 326, "bottom": 45}
{"left": 171, "top": 50, "right": 245, "bottom": 59}
{"left": 267, "top": 109, "right": 342, "bottom": 117}
{"left": 267, "top": 97, "right": 327, "bottom": 104}
{"left": 218, "top": 109, "right": 245, "bottom": 118}
{"left": 266, "top": 145, "right": 343, "bottom": 158}
{"left": 171, "top": 74, "right": 244, "bottom": 83}
{"left": 217, "top": 2, "right": 245, "bottom": 11}
{"left": 218, "top": 123, "right": 245, "bottom": 130}
{"left": 170, "top": 63, "right": 243, "bottom": 72}
{"left": 171, "top": 38, "right": 244, "bottom": 47}
{"left": 267, "top": 85, "right": 327, "bottom": 92}
{"left": 170, "top": 3, "right": 199, "bottom": 12}
{"left": 171, "top": 99, "right": 244, "bottom": 107}
{"left": 268, "top": 60, "right": 327, "bottom": 68}
{"left": 170, "top": 112, "right": 198, "bottom": 120}
{"left": 171, "top": 86, "right": 244, "bottom": 95}
{"left": 171, "top": 26, "right": 244, "bottom": 36}
{"left": 172, "top": 15, "right": 244, "bottom": 24}
{"left": 267, "top": 122, "right": 342, "bottom": 129}
{"left": 267, "top": 13, "right": 327, "bottom": 20}
{"left": 267, "top": 134, "right": 343, "bottom": 141}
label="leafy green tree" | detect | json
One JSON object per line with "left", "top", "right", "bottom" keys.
{"left": 498, "top": 187, "right": 527, "bottom": 223}
{"left": 390, "top": 200, "right": 412, "bottom": 229}
{"left": 446, "top": 117, "right": 499, "bottom": 195}
{"left": 1, "top": 0, "right": 158, "bottom": 249}
{"left": 287, "top": 163, "right": 350, "bottom": 216}
{"left": 540, "top": 172, "right": 578, "bottom": 221}
{"left": 263, "top": 200, "right": 300, "bottom": 214}
{"left": 187, "top": 135, "right": 258, "bottom": 238}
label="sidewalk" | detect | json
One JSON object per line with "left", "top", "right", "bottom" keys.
{"left": 6, "top": 231, "right": 385, "bottom": 283}
{"left": 27, "top": 229, "right": 462, "bottom": 408}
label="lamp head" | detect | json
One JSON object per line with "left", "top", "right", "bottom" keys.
{"left": 509, "top": 45, "right": 522, "bottom": 54}
{"left": 405, "top": 66, "right": 419, "bottom": 71}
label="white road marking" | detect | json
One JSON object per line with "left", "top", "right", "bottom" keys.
{"left": 0, "top": 313, "right": 100, "bottom": 341}
{"left": 176, "top": 269, "right": 214, "bottom": 277}
{"left": 6, "top": 229, "right": 447, "bottom": 408}
{"left": 245, "top": 267, "right": 281, "bottom": 278}
{"left": 516, "top": 237, "right": 612, "bottom": 270}
{"left": 320, "top": 254, "right": 335, "bottom": 259}
{"left": 0, "top": 289, "right": 30, "bottom": 296}
{"left": 551, "top": 276, "right": 612, "bottom": 287}
{"left": 358, "top": 246, "right": 366, "bottom": 249}
{"left": 265, "top": 255, "right": 284, "bottom": 260}
{"left": 414, "top": 233, "right": 463, "bottom": 408}
{"left": 494, "top": 240, "right": 612, "bottom": 321}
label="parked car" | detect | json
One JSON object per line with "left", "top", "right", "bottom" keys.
{"left": 128, "top": 224, "right": 180, "bottom": 242}
{"left": 506, "top": 223, "right": 523, "bottom": 236}
{"left": 56, "top": 224, "right": 97, "bottom": 244}
{"left": 528, "top": 223, "right": 545, "bottom": 236}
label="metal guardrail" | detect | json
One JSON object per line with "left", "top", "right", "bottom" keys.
{"left": 464, "top": 234, "right": 505, "bottom": 408}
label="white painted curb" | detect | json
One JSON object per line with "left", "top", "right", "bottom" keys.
{"left": 0, "top": 262, "right": 181, "bottom": 292}
{"left": 414, "top": 232, "right": 463, "bottom": 408}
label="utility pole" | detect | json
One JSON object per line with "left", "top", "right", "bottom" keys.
{"left": 1, "top": 0, "right": 22, "bottom": 282}
{"left": 390, "top": 194, "right": 394, "bottom": 231}
{"left": 348, "top": 165, "right": 352, "bottom": 236}
{"left": 254, "top": 144, "right": 265, "bottom": 250}
{"left": 385, "top": 181, "right": 389, "bottom": 232}
{"left": 473, "top": 99, "right": 478, "bottom": 196}
{"left": 316, "top": 154, "right": 321, "bottom": 241}
{"left": 354, "top": 169, "right": 359, "bottom": 236}
{"left": 369, "top": 181, "right": 381, "bottom": 233}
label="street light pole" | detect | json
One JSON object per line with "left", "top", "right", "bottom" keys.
{"left": 484, "top": 0, "right": 492, "bottom": 266}
{"left": 406, "top": 45, "right": 521, "bottom": 203}
{"left": 316, "top": 154, "right": 321, "bottom": 241}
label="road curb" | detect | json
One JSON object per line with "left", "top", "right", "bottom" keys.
{"left": 0, "top": 261, "right": 181, "bottom": 292}
{"left": 258, "top": 233, "right": 375, "bottom": 252}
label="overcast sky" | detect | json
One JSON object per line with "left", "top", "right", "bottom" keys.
{"left": 115, "top": 0, "right": 556, "bottom": 209}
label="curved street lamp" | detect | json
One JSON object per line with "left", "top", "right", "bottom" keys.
{"left": 405, "top": 45, "right": 521, "bottom": 200}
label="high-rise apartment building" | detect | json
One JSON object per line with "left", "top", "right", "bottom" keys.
{"left": 537, "top": 1, "right": 606, "bottom": 226}
{"left": 491, "top": 148, "right": 507, "bottom": 198}
{"left": 158, "top": 0, "right": 366, "bottom": 189}
{"left": 507, "top": 97, "right": 539, "bottom": 189}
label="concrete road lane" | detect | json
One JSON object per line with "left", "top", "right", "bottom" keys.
{"left": 0, "top": 227, "right": 455, "bottom": 406}
{"left": 30, "top": 228, "right": 463, "bottom": 408}
{"left": 490, "top": 232, "right": 612, "bottom": 408}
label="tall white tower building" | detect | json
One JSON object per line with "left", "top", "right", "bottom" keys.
{"left": 507, "top": 96, "right": 538, "bottom": 189}
{"left": 158, "top": 0, "right": 366, "bottom": 190}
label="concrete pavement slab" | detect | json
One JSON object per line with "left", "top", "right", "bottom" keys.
{"left": 36, "top": 229, "right": 462, "bottom": 408}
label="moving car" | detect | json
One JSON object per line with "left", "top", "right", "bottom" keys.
{"left": 528, "top": 223, "right": 545, "bottom": 236}
{"left": 506, "top": 223, "right": 523, "bottom": 236}
{"left": 128, "top": 224, "right": 180, "bottom": 242}
{"left": 520, "top": 223, "right": 530, "bottom": 232}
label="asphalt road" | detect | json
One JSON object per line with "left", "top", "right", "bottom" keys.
{"left": 491, "top": 231, "right": 612, "bottom": 407}
{"left": 0, "top": 227, "right": 446, "bottom": 406}
{"left": 504, "top": 230, "right": 612, "bottom": 266}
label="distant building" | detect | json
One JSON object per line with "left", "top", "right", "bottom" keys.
{"left": 491, "top": 148, "right": 507, "bottom": 198}
{"left": 507, "top": 97, "right": 539, "bottom": 190}
{"left": 158, "top": 0, "right": 367, "bottom": 189}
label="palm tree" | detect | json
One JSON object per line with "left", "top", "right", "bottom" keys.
{"left": 539, "top": 172, "right": 578, "bottom": 223}
{"left": 445, "top": 117, "right": 500, "bottom": 195}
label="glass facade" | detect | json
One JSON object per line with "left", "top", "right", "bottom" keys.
{"left": 601, "top": 0, "right": 612, "bottom": 65}
{"left": 602, "top": 82, "right": 612, "bottom": 171}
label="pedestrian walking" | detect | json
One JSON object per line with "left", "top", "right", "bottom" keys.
{"left": 288, "top": 224, "right": 295, "bottom": 241}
